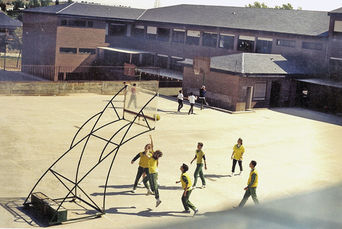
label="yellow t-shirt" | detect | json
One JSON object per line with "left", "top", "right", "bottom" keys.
{"left": 180, "top": 173, "right": 192, "bottom": 190}
{"left": 248, "top": 169, "right": 258, "bottom": 188}
{"left": 196, "top": 150, "right": 205, "bottom": 164}
{"left": 233, "top": 144, "right": 245, "bottom": 160}
{"left": 148, "top": 157, "right": 158, "bottom": 173}
{"left": 139, "top": 151, "right": 152, "bottom": 168}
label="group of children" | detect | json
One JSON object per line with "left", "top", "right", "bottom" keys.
{"left": 177, "top": 86, "right": 209, "bottom": 115}
{"left": 130, "top": 136, "right": 259, "bottom": 216}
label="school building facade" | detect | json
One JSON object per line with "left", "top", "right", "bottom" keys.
{"left": 21, "top": 3, "right": 342, "bottom": 111}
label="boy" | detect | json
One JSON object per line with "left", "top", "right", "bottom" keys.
{"left": 231, "top": 138, "right": 245, "bottom": 176}
{"left": 176, "top": 163, "right": 198, "bottom": 216}
{"left": 190, "top": 142, "right": 207, "bottom": 188}
{"left": 131, "top": 135, "right": 153, "bottom": 194}
{"left": 149, "top": 150, "right": 163, "bottom": 207}
{"left": 188, "top": 92, "right": 197, "bottom": 115}
{"left": 177, "top": 90, "right": 184, "bottom": 112}
{"left": 236, "top": 160, "right": 259, "bottom": 208}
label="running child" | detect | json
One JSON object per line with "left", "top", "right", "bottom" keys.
{"left": 188, "top": 92, "right": 197, "bottom": 115}
{"left": 176, "top": 163, "right": 198, "bottom": 216}
{"left": 190, "top": 142, "right": 207, "bottom": 188}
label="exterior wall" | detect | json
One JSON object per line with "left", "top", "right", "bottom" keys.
{"left": 55, "top": 18, "right": 108, "bottom": 79}
{"left": 22, "top": 13, "right": 58, "bottom": 80}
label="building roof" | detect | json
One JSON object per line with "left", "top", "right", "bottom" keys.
{"left": 329, "top": 7, "right": 342, "bottom": 14}
{"left": 139, "top": 4, "right": 330, "bottom": 37}
{"left": 0, "top": 11, "right": 22, "bottom": 29}
{"left": 25, "top": 2, "right": 145, "bottom": 20}
{"left": 24, "top": 3, "right": 331, "bottom": 37}
{"left": 180, "top": 53, "right": 319, "bottom": 75}
{"left": 297, "top": 78, "right": 342, "bottom": 89}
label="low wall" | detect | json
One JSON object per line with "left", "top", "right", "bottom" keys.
{"left": 0, "top": 81, "right": 159, "bottom": 96}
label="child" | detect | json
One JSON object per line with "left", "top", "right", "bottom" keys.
{"left": 149, "top": 150, "right": 163, "bottom": 207}
{"left": 231, "top": 138, "right": 245, "bottom": 176}
{"left": 131, "top": 135, "right": 153, "bottom": 194}
{"left": 176, "top": 163, "right": 198, "bottom": 216}
{"left": 190, "top": 142, "right": 207, "bottom": 188}
{"left": 188, "top": 92, "right": 197, "bottom": 115}
{"left": 177, "top": 90, "right": 184, "bottom": 112}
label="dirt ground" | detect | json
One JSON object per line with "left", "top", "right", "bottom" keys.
{"left": 0, "top": 94, "right": 342, "bottom": 228}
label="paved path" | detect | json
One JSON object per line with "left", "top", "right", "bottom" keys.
{"left": 0, "top": 94, "right": 341, "bottom": 228}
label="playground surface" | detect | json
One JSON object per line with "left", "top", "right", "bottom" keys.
{"left": 0, "top": 93, "right": 342, "bottom": 228}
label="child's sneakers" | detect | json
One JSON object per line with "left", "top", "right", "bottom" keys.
{"left": 146, "top": 189, "right": 153, "bottom": 195}
{"left": 132, "top": 189, "right": 136, "bottom": 193}
{"left": 156, "top": 199, "right": 162, "bottom": 207}
{"left": 193, "top": 209, "right": 199, "bottom": 216}
{"left": 201, "top": 185, "right": 206, "bottom": 189}
{"left": 182, "top": 210, "right": 191, "bottom": 213}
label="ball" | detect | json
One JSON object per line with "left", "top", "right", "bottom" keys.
{"left": 155, "top": 114, "right": 160, "bottom": 121}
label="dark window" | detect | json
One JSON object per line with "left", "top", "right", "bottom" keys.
{"left": 219, "top": 34, "right": 234, "bottom": 49}
{"left": 60, "top": 47, "right": 77, "bottom": 54}
{"left": 256, "top": 39, "right": 273, "bottom": 54}
{"left": 276, "top": 39, "right": 295, "bottom": 48}
{"left": 141, "top": 53, "right": 154, "bottom": 66}
{"left": 302, "top": 42, "right": 323, "bottom": 51}
{"left": 172, "top": 29, "right": 185, "bottom": 43}
{"left": 133, "top": 25, "right": 145, "bottom": 38}
{"left": 156, "top": 55, "right": 168, "bottom": 68}
{"left": 61, "top": 20, "right": 67, "bottom": 26}
{"left": 147, "top": 26, "right": 157, "bottom": 40}
{"left": 157, "top": 28, "right": 170, "bottom": 42}
{"left": 79, "top": 48, "right": 96, "bottom": 54}
{"left": 186, "top": 30, "right": 200, "bottom": 46}
{"left": 87, "top": 21, "right": 93, "bottom": 28}
{"left": 69, "top": 20, "right": 86, "bottom": 27}
{"left": 237, "top": 39, "right": 254, "bottom": 52}
{"left": 202, "top": 32, "right": 217, "bottom": 48}
{"left": 170, "top": 56, "right": 184, "bottom": 71}
{"left": 109, "top": 23, "right": 127, "bottom": 36}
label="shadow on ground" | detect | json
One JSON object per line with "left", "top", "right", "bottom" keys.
{"left": 270, "top": 107, "right": 342, "bottom": 126}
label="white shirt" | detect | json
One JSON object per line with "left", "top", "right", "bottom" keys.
{"left": 188, "top": 95, "right": 196, "bottom": 104}
{"left": 177, "top": 93, "right": 184, "bottom": 100}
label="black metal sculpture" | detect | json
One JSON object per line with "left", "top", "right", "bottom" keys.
{"left": 23, "top": 85, "right": 158, "bottom": 224}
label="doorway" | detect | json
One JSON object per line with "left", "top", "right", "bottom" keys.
{"left": 245, "top": 86, "right": 253, "bottom": 110}
{"left": 270, "top": 81, "right": 281, "bottom": 107}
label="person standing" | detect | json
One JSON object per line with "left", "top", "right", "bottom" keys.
{"left": 127, "top": 83, "right": 137, "bottom": 109}
{"left": 199, "top": 85, "right": 209, "bottom": 110}
{"left": 188, "top": 92, "right": 197, "bottom": 115}
{"left": 190, "top": 142, "right": 207, "bottom": 188}
{"left": 236, "top": 160, "right": 259, "bottom": 208}
{"left": 176, "top": 163, "right": 199, "bottom": 216}
{"left": 149, "top": 150, "right": 163, "bottom": 207}
{"left": 177, "top": 90, "right": 184, "bottom": 112}
{"left": 131, "top": 135, "right": 153, "bottom": 194}
{"left": 231, "top": 138, "right": 245, "bottom": 176}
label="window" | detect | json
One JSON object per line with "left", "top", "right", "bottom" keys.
{"left": 87, "top": 21, "right": 93, "bottom": 28}
{"left": 238, "top": 36, "right": 255, "bottom": 52}
{"left": 141, "top": 53, "right": 154, "bottom": 66}
{"left": 61, "top": 20, "right": 67, "bottom": 26}
{"left": 156, "top": 54, "right": 168, "bottom": 68}
{"left": 276, "top": 39, "right": 295, "bottom": 48}
{"left": 202, "top": 32, "right": 217, "bottom": 48}
{"left": 302, "top": 42, "right": 323, "bottom": 51}
{"left": 253, "top": 83, "right": 267, "bottom": 101}
{"left": 334, "top": 21, "right": 342, "bottom": 33}
{"left": 157, "top": 28, "right": 170, "bottom": 42}
{"left": 79, "top": 48, "right": 96, "bottom": 54}
{"left": 147, "top": 26, "right": 157, "bottom": 40}
{"left": 109, "top": 23, "right": 127, "bottom": 36}
{"left": 60, "top": 47, "right": 77, "bottom": 54}
{"left": 186, "top": 30, "right": 200, "bottom": 45}
{"left": 170, "top": 56, "right": 184, "bottom": 71}
{"left": 219, "top": 33, "right": 234, "bottom": 49}
{"left": 68, "top": 20, "right": 86, "bottom": 27}
{"left": 133, "top": 25, "right": 145, "bottom": 38}
{"left": 172, "top": 29, "right": 185, "bottom": 43}
{"left": 256, "top": 38, "right": 273, "bottom": 54}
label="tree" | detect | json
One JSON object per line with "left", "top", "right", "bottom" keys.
{"left": 246, "top": 1, "right": 268, "bottom": 8}
{"left": 28, "top": 0, "right": 40, "bottom": 8}
{"left": 275, "top": 3, "right": 294, "bottom": 10}
{"left": 13, "top": 0, "right": 25, "bottom": 10}
{"left": 0, "top": 0, "right": 6, "bottom": 12}
{"left": 246, "top": 2, "right": 301, "bottom": 10}
{"left": 40, "top": 0, "right": 52, "bottom": 7}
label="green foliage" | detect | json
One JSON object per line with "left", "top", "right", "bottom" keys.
{"left": 275, "top": 3, "right": 294, "bottom": 10}
{"left": 13, "top": 0, "right": 25, "bottom": 10}
{"left": 9, "top": 27, "right": 22, "bottom": 50}
{"left": 40, "top": 0, "right": 52, "bottom": 7}
{"left": 246, "top": 2, "right": 301, "bottom": 10}
{"left": 28, "top": 0, "right": 40, "bottom": 8}
{"left": 0, "top": 1, "right": 6, "bottom": 12}
{"left": 246, "top": 1, "right": 268, "bottom": 8}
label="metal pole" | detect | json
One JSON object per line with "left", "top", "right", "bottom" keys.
{"left": 4, "top": 29, "right": 7, "bottom": 71}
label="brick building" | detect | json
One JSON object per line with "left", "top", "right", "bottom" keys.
{"left": 21, "top": 3, "right": 342, "bottom": 111}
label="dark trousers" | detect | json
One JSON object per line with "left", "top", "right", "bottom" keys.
{"left": 177, "top": 99, "right": 183, "bottom": 111}
{"left": 182, "top": 189, "right": 196, "bottom": 211}
{"left": 238, "top": 187, "right": 259, "bottom": 208}
{"left": 133, "top": 166, "right": 150, "bottom": 190}
{"left": 188, "top": 103, "right": 194, "bottom": 114}
{"left": 193, "top": 163, "right": 206, "bottom": 186}
{"left": 199, "top": 97, "right": 208, "bottom": 110}
{"left": 149, "top": 173, "right": 159, "bottom": 199}
{"left": 232, "top": 159, "right": 243, "bottom": 173}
